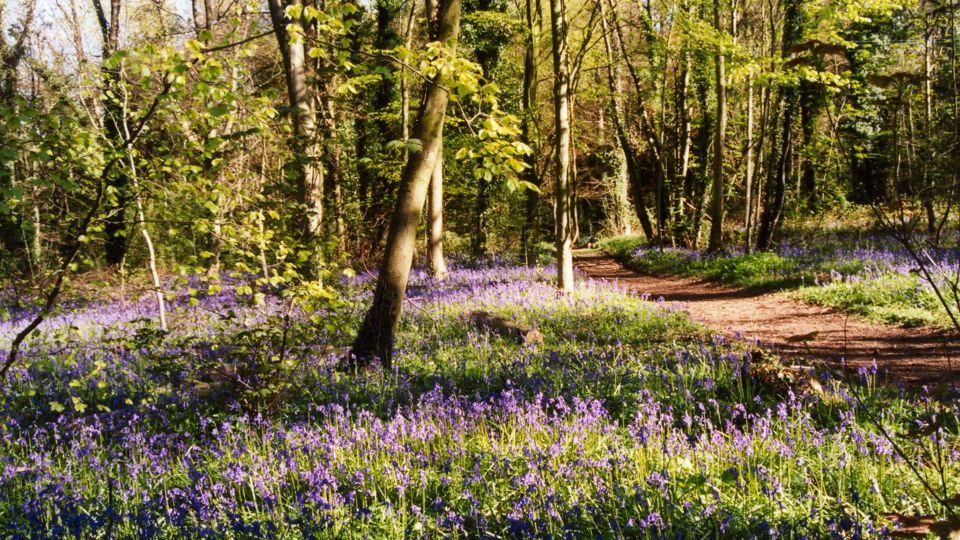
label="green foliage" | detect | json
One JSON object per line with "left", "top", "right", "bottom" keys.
{"left": 797, "top": 273, "right": 950, "bottom": 328}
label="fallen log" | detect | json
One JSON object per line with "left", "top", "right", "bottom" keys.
{"left": 465, "top": 310, "right": 544, "bottom": 345}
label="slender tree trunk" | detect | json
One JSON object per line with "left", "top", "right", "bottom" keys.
{"left": 203, "top": 0, "right": 214, "bottom": 31}
{"left": 744, "top": 69, "right": 755, "bottom": 251}
{"left": 798, "top": 78, "right": 822, "bottom": 210}
{"left": 690, "top": 67, "right": 712, "bottom": 249}
{"left": 191, "top": 0, "right": 204, "bottom": 35}
{"left": 520, "top": 0, "right": 540, "bottom": 263}
{"left": 120, "top": 86, "right": 167, "bottom": 330}
{"left": 92, "top": 0, "right": 131, "bottom": 266}
{"left": 29, "top": 189, "right": 41, "bottom": 265}
{"left": 922, "top": 17, "right": 936, "bottom": 233}
{"left": 323, "top": 96, "right": 346, "bottom": 250}
{"left": 708, "top": 0, "right": 726, "bottom": 252}
{"left": 367, "top": 1, "right": 403, "bottom": 247}
{"left": 473, "top": 176, "right": 490, "bottom": 257}
{"left": 675, "top": 50, "right": 692, "bottom": 221}
{"left": 756, "top": 0, "right": 802, "bottom": 250}
{"left": 428, "top": 141, "right": 448, "bottom": 279}
{"left": 599, "top": 0, "right": 654, "bottom": 241}
{"left": 756, "top": 99, "right": 795, "bottom": 250}
{"left": 549, "top": 0, "right": 574, "bottom": 292}
{"left": 607, "top": 0, "right": 666, "bottom": 244}
{"left": 268, "top": 0, "right": 324, "bottom": 269}
{"left": 350, "top": 0, "right": 461, "bottom": 368}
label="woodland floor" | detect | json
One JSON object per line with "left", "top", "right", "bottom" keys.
{"left": 575, "top": 253, "right": 960, "bottom": 387}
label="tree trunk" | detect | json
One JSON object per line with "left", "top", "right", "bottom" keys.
{"left": 599, "top": 0, "right": 651, "bottom": 240}
{"left": 756, "top": 97, "right": 796, "bottom": 250}
{"left": 268, "top": 0, "right": 323, "bottom": 269}
{"left": 92, "top": 0, "right": 131, "bottom": 266}
{"left": 520, "top": 0, "right": 539, "bottom": 263}
{"left": 744, "top": 69, "right": 755, "bottom": 252}
{"left": 707, "top": 0, "right": 726, "bottom": 252}
{"left": 607, "top": 0, "right": 666, "bottom": 244}
{"left": 756, "top": 0, "right": 802, "bottom": 250}
{"left": 349, "top": 0, "right": 461, "bottom": 368}
{"left": 798, "top": 79, "right": 822, "bottom": 211}
{"left": 549, "top": 0, "right": 574, "bottom": 292}
{"left": 473, "top": 176, "right": 490, "bottom": 257}
{"left": 674, "top": 50, "right": 692, "bottom": 222}
{"left": 0, "top": 0, "right": 35, "bottom": 258}
{"left": 366, "top": 1, "right": 404, "bottom": 248}
{"left": 428, "top": 142, "right": 448, "bottom": 279}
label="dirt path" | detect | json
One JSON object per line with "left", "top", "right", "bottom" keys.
{"left": 576, "top": 253, "right": 960, "bottom": 386}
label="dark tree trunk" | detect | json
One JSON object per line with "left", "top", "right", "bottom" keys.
{"left": 689, "top": 63, "right": 711, "bottom": 249}
{"left": 0, "top": 1, "right": 34, "bottom": 257}
{"left": 599, "top": 0, "right": 654, "bottom": 241}
{"left": 92, "top": 0, "right": 130, "bottom": 266}
{"left": 469, "top": 0, "right": 504, "bottom": 258}
{"left": 354, "top": 0, "right": 403, "bottom": 254}
{"left": 707, "top": 0, "right": 726, "bottom": 253}
{"left": 798, "top": 80, "right": 823, "bottom": 210}
{"left": 473, "top": 177, "right": 490, "bottom": 258}
{"left": 519, "top": 0, "right": 540, "bottom": 263}
{"left": 756, "top": 0, "right": 803, "bottom": 250}
{"left": 755, "top": 97, "right": 795, "bottom": 251}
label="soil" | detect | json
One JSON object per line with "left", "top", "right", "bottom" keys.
{"left": 575, "top": 253, "right": 960, "bottom": 387}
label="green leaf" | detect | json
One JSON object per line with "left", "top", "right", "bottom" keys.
{"left": 49, "top": 401, "right": 65, "bottom": 413}
{"left": 517, "top": 180, "right": 540, "bottom": 193}
{"left": 72, "top": 397, "right": 87, "bottom": 413}
{"left": 209, "top": 104, "right": 232, "bottom": 117}
{"left": 285, "top": 3, "right": 303, "bottom": 19}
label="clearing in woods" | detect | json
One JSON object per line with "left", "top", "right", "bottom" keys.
{"left": 576, "top": 253, "right": 960, "bottom": 386}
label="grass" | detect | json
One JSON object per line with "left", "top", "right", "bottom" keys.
{"left": 796, "top": 273, "right": 947, "bottom": 328}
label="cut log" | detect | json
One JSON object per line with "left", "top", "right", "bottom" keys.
{"left": 466, "top": 310, "right": 544, "bottom": 345}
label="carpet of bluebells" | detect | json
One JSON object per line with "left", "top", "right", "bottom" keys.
{"left": 1, "top": 263, "right": 959, "bottom": 539}
{"left": 606, "top": 230, "right": 960, "bottom": 328}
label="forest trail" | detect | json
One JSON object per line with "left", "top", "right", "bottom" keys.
{"left": 576, "top": 253, "right": 960, "bottom": 386}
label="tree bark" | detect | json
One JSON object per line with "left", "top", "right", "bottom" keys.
{"left": 607, "top": 0, "right": 665, "bottom": 244}
{"left": 744, "top": 69, "right": 755, "bottom": 252}
{"left": 350, "top": 0, "right": 461, "bottom": 368}
{"left": 92, "top": 0, "right": 131, "bottom": 266}
{"left": 707, "top": 0, "right": 727, "bottom": 252}
{"left": 267, "top": 0, "right": 324, "bottom": 269}
{"left": 756, "top": 0, "right": 802, "bottom": 250}
{"left": 428, "top": 141, "right": 448, "bottom": 279}
{"left": 520, "top": 0, "right": 540, "bottom": 263}
{"left": 0, "top": 0, "right": 35, "bottom": 258}
{"left": 599, "top": 0, "right": 652, "bottom": 241}
{"left": 549, "top": 0, "right": 574, "bottom": 292}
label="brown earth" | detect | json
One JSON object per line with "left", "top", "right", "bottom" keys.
{"left": 576, "top": 253, "right": 960, "bottom": 386}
